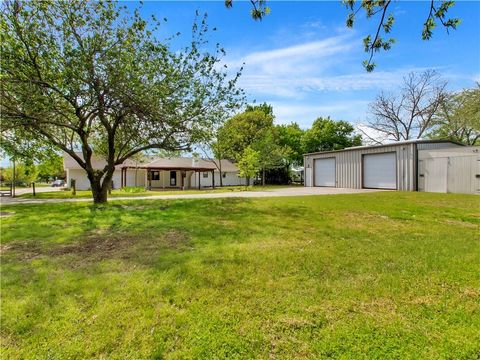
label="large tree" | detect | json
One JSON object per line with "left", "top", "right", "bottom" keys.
{"left": 302, "top": 117, "right": 361, "bottom": 153}
{"left": 276, "top": 122, "right": 305, "bottom": 166}
{"left": 429, "top": 85, "right": 480, "bottom": 145}
{"left": 365, "top": 70, "right": 448, "bottom": 142}
{"left": 217, "top": 108, "right": 274, "bottom": 161}
{"left": 1, "top": 1, "right": 243, "bottom": 203}
{"left": 225, "top": 0, "right": 460, "bottom": 71}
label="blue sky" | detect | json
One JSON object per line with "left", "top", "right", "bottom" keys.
{"left": 135, "top": 0, "right": 480, "bottom": 128}
{"left": 2, "top": 1, "right": 479, "bottom": 167}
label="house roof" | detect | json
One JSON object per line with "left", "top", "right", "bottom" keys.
{"left": 63, "top": 153, "right": 239, "bottom": 172}
{"left": 303, "top": 139, "right": 464, "bottom": 156}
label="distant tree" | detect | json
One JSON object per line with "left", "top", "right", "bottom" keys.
{"left": 200, "top": 137, "right": 229, "bottom": 187}
{"left": 253, "top": 129, "right": 286, "bottom": 186}
{"left": 302, "top": 117, "right": 361, "bottom": 153}
{"left": 217, "top": 109, "right": 274, "bottom": 160}
{"left": 1, "top": 1, "right": 243, "bottom": 203}
{"left": 245, "top": 102, "right": 274, "bottom": 117}
{"left": 237, "top": 146, "right": 260, "bottom": 186}
{"left": 428, "top": 85, "right": 480, "bottom": 145}
{"left": 276, "top": 122, "right": 305, "bottom": 166}
{"left": 3, "top": 162, "right": 38, "bottom": 186}
{"left": 37, "top": 154, "right": 64, "bottom": 182}
{"left": 225, "top": 0, "right": 460, "bottom": 71}
{"left": 365, "top": 70, "right": 448, "bottom": 142}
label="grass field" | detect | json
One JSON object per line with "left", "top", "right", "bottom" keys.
{"left": 17, "top": 185, "right": 293, "bottom": 199}
{"left": 1, "top": 192, "right": 479, "bottom": 359}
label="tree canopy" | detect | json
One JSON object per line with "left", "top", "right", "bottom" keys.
{"left": 1, "top": 0, "right": 243, "bottom": 203}
{"left": 429, "top": 84, "right": 480, "bottom": 145}
{"left": 215, "top": 104, "right": 362, "bottom": 184}
{"left": 276, "top": 123, "right": 305, "bottom": 166}
{"left": 302, "top": 117, "right": 361, "bottom": 153}
{"left": 364, "top": 70, "right": 448, "bottom": 143}
{"left": 217, "top": 109, "right": 274, "bottom": 161}
{"left": 224, "top": 0, "right": 460, "bottom": 71}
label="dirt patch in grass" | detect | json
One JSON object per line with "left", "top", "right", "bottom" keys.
{"left": 2, "top": 229, "right": 191, "bottom": 265}
{"left": 0, "top": 211, "right": 15, "bottom": 217}
{"left": 443, "top": 219, "right": 478, "bottom": 229}
{"left": 48, "top": 234, "right": 138, "bottom": 258}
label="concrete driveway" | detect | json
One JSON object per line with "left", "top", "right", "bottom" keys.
{"left": 0, "top": 187, "right": 381, "bottom": 206}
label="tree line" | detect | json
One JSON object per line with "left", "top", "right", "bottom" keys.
{"left": 205, "top": 103, "right": 361, "bottom": 185}
{"left": 1, "top": 1, "right": 477, "bottom": 202}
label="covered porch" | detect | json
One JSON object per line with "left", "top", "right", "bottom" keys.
{"left": 119, "top": 166, "right": 216, "bottom": 190}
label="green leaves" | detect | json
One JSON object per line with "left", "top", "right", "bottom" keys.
{"left": 225, "top": 0, "right": 270, "bottom": 21}
{"left": 302, "top": 117, "right": 361, "bottom": 153}
{"left": 428, "top": 84, "right": 480, "bottom": 145}
{"left": 1, "top": 0, "right": 244, "bottom": 201}
{"left": 237, "top": 146, "right": 260, "bottom": 181}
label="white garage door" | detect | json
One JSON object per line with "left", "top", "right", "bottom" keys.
{"left": 314, "top": 158, "right": 336, "bottom": 187}
{"left": 363, "top": 152, "right": 397, "bottom": 189}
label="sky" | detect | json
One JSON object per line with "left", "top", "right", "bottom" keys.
{"left": 134, "top": 0, "right": 480, "bottom": 129}
{"left": 2, "top": 1, "right": 479, "bottom": 167}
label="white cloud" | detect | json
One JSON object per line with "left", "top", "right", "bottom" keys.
{"left": 227, "top": 35, "right": 422, "bottom": 100}
{"left": 228, "top": 35, "right": 354, "bottom": 78}
{"left": 270, "top": 100, "right": 371, "bottom": 127}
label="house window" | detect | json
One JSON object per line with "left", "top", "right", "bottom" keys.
{"left": 203, "top": 172, "right": 209, "bottom": 178}
{"left": 222, "top": 172, "right": 226, "bottom": 178}
{"left": 151, "top": 171, "right": 160, "bottom": 181}
{"left": 170, "top": 171, "right": 176, "bottom": 186}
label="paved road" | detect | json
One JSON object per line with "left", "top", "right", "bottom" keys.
{"left": 8, "top": 186, "right": 64, "bottom": 196}
{"left": 0, "top": 187, "right": 381, "bottom": 206}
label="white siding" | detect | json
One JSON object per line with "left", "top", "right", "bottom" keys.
{"left": 67, "top": 168, "right": 146, "bottom": 190}
{"left": 67, "top": 169, "right": 92, "bottom": 190}
{"left": 190, "top": 171, "right": 247, "bottom": 188}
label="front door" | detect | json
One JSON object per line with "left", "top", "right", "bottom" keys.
{"left": 170, "top": 171, "right": 176, "bottom": 186}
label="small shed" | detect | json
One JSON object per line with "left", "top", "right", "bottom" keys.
{"left": 418, "top": 146, "right": 480, "bottom": 194}
{"left": 303, "top": 140, "right": 466, "bottom": 192}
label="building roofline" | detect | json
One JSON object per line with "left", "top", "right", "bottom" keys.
{"left": 303, "top": 139, "right": 464, "bottom": 157}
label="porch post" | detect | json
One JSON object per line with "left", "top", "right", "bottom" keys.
{"left": 144, "top": 169, "right": 148, "bottom": 190}
{"left": 121, "top": 168, "right": 124, "bottom": 188}
{"left": 212, "top": 170, "right": 215, "bottom": 189}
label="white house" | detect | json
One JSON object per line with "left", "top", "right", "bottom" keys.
{"left": 64, "top": 153, "right": 248, "bottom": 190}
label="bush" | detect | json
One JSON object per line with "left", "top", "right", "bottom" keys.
{"left": 119, "top": 186, "right": 145, "bottom": 193}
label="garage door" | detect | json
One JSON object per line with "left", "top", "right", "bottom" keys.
{"left": 314, "top": 158, "right": 336, "bottom": 187}
{"left": 363, "top": 152, "right": 397, "bottom": 189}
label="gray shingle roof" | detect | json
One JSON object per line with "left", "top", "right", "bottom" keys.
{"left": 63, "top": 153, "right": 239, "bottom": 172}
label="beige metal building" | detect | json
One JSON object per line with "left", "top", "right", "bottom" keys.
{"left": 304, "top": 140, "right": 479, "bottom": 194}
{"left": 418, "top": 146, "right": 479, "bottom": 194}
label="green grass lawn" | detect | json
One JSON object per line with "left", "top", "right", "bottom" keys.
{"left": 17, "top": 184, "right": 294, "bottom": 199}
{"left": 1, "top": 192, "right": 479, "bottom": 359}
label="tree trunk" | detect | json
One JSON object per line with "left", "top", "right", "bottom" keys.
{"left": 91, "top": 181, "right": 109, "bottom": 204}
{"left": 88, "top": 168, "right": 114, "bottom": 204}
{"left": 219, "top": 160, "right": 223, "bottom": 187}
{"left": 262, "top": 166, "right": 265, "bottom": 187}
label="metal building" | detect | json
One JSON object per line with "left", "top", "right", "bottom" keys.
{"left": 303, "top": 140, "right": 478, "bottom": 193}
{"left": 418, "top": 146, "right": 480, "bottom": 194}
